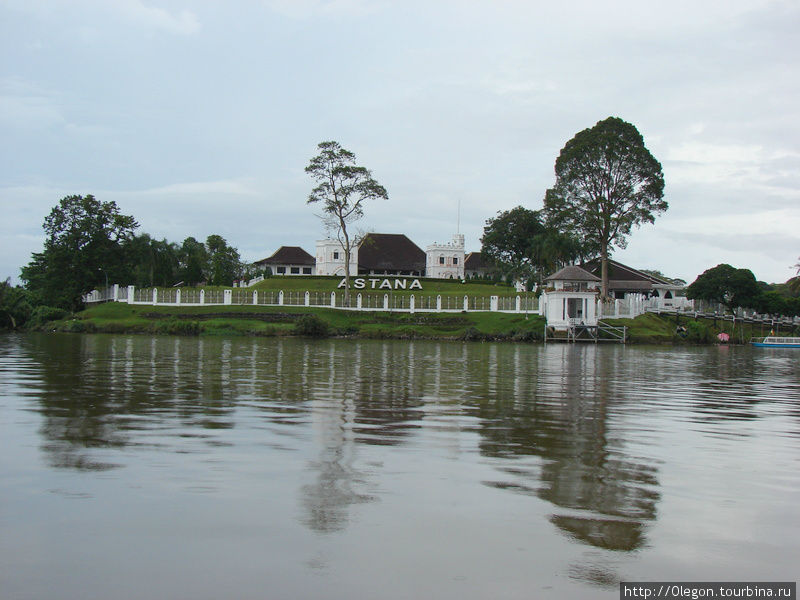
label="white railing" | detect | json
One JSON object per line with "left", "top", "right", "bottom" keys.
{"left": 83, "top": 285, "right": 543, "bottom": 315}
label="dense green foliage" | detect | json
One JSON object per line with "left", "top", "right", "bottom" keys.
{"left": 687, "top": 264, "right": 762, "bottom": 312}
{"left": 19, "top": 194, "right": 245, "bottom": 311}
{"left": 293, "top": 314, "right": 330, "bottom": 337}
{"left": 544, "top": 117, "right": 666, "bottom": 298}
{"left": 21, "top": 195, "right": 139, "bottom": 310}
{"left": 687, "top": 263, "right": 800, "bottom": 316}
{"left": 480, "top": 206, "right": 581, "bottom": 287}
{"left": 0, "top": 279, "right": 32, "bottom": 329}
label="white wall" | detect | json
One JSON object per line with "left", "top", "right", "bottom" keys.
{"left": 426, "top": 234, "right": 465, "bottom": 279}
{"left": 315, "top": 239, "right": 358, "bottom": 276}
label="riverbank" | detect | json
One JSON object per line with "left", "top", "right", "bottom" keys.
{"left": 28, "top": 302, "right": 796, "bottom": 344}
{"left": 41, "top": 302, "right": 547, "bottom": 341}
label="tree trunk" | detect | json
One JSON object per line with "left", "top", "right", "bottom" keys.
{"left": 341, "top": 221, "right": 351, "bottom": 307}
{"left": 600, "top": 245, "right": 609, "bottom": 300}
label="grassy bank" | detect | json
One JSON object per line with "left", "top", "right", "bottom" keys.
{"left": 34, "top": 302, "right": 796, "bottom": 344}
{"left": 600, "top": 311, "right": 797, "bottom": 344}
{"left": 45, "top": 302, "right": 547, "bottom": 341}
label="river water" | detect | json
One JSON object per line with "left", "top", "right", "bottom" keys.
{"left": 0, "top": 333, "right": 798, "bottom": 599}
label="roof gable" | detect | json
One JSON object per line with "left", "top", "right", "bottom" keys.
{"left": 256, "top": 246, "right": 315, "bottom": 266}
{"left": 358, "top": 233, "right": 425, "bottom": 272}
{"left": 545, "top": 265, "right": 601, "bottom": 282}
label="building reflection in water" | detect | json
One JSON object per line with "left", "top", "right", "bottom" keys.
{"left": 21, "top": 333, "right": 662, "bottom": 585}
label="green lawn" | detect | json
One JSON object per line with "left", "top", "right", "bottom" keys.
{"left": 54, "top": 301, "right": 547, "bottom": 341}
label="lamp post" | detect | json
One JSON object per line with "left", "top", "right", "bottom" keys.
{"left": 98, "top": 268, "right": 108, "bottom": 301}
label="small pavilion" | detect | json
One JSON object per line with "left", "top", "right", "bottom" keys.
{"left": 541, "top": 265, "right": 601, "bottom": 330}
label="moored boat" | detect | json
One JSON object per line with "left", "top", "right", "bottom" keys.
{"left": 750, "top": 336, "right": 800, "bottom": 348}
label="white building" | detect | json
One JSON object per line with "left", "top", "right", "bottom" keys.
{"left": 425, "top": 234, "right": 465, "bottom": 279}
{"left": 541, "top": 265, "right": 601, "bottom": 330}
{"left": 315, "top": 238, "right": 358, "bottom": 277}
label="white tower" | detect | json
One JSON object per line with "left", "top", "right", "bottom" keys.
{"left": 315, "top": 239, "right": 358, "bottom": 276}
{"left": 425, "top": 234, "right": 465, "bottom": 279}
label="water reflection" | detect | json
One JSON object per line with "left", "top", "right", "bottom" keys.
{"left": 4, "top": 334, "right": 799, "bottom": 595}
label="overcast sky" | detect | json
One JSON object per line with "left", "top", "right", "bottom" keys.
{"left": 2, "top": 0, "right": 798, "bottom": 285}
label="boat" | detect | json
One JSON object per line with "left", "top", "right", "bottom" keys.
{"left": 750, "top": 336, "right": 800, "bottom": 348}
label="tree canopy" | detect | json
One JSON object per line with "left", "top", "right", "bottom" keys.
{"left": 686, "top": 264, "right": 762, "bottom": 313}
{"left": 481, "top": 206, "right": 581, "bottom": 288}
{"left": 306, "top": 140, "right": 388, "bottom": 303}
{"left": 544, "top": 117, "right": 666, "bottom": 298}
{"left": 21, "top": 195, "right": 139, "bottom": 310}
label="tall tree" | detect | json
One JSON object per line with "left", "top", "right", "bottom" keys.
{"left": 21, "top": 195, "right": 138, "bottom": 310}
{"left": 686, "top": 264, "right": 762, "bottom": 313}
{"left": 544, "top": 117, "right": 666, "bottom": 298}
{"left": 306, "top": 141, "right": 388, "bottom": 304}
{"left": 124, "top": 234, "right": 180, "bottom": 288}
{"left": 205, "top": 234, "right": 242, "bottom": 286}
{"left": 178, "top": 237, "right": 209, "bottom": 286}
{"left": 0, "top": 278, "right": 31, "bottom": 330}
{"left": 481, "top": 206, "right": 581, "bottom": 287}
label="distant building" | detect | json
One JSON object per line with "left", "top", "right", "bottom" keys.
{"left": 425, "top": 234, "right": 465, "bottom": 279}
{"left": 464, "top": 252, "right": 495, "bottom": 279}
{"left": 582, "top": 258, "right": 690, "bottom": 309}
{"left": 357, "top": 233, "right": 426, "bottom": 276}
{"left": 254, "top": 246, "right": 316, "bottom": 276}
{"left": 315, "top": 233, "right": 426, "bottom": 277}
{"left": 315, "top": 238, "right": 357, "bottom": 277}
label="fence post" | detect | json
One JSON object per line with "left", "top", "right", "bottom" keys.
{"left": 410, "top": 295, "right": 415, "bottom": 314}
{"left": 357, "top": 293, "right": 362, "bottom": 310}
{"left": 127, "top": 285, "right": 135, "bottom": 304}
{"left": 516, "top": 295, "right": 521, "bottom": 312}
{"left": 278, "top": 290, "right": 284, "bottom": 306}
{"left": 224, "top": 289, "right": 232, "bottom": 305}
{"left": 330, "top": 291, "right": 336, "bottom": 307}
{"left": 200, "top": 289, "right": 205, "bottom": 305}
{"left": 383, "top": 294, "right": 389, "bottom": 311}
{"left": 615, "top": 299, "right": 620, "bottom": 317}
{"left": 463, "top": 295, "right": 469, "bottom": 312}
{"left": 490, "top": 295, "right": 498, "bottom": 311}
{"left": 253, "top": 290, "right": 258, "bottom": 304}
{"left": 152, "top": 288, "right": 158, "bottom": 305}
{"left": 305, "top": 291, "right": 310, "bottom": 307}
{"left": 436, "top": 295, "right": 442, "bottom": 312}
{"left": 176, "top": 289, "right": 181, "bottom": 306}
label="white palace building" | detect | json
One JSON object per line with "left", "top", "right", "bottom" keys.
{"left": 259, "top": 232, "right": 478, "bottom": 280}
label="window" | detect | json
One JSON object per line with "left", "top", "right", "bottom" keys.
{"left": 277, "top": 266, "right": 286, "bottom": 274}
{"left": 453, "top": 257, "right": 458, "bottom": 265}
{"left": 333, "top": 251, "right": 339, "bottom": 260}
{"left": 303, "top": 267, "right": 311, "bottom": 274}
{"left": 290, "top": 267, "right": 300, "bottom": 274}
{"left": 439, "top": 256, "right": 445, "bottom": 265}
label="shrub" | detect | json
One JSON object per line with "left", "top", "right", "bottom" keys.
{"left": 154, "top": 319, "right": 202, "bottom": 336}
{"left": 684, "top": 320, "right": 712, "bottom": 343}
{"left": 293, "top": 314, "right": 329, "bottom": 337}
{"left": 29, "top": 305, "right": 70, "bottom": 327}
{"left": 63, "top": 319, "right": 96, "bottom": 333}
{"left": 462, "top": 327, "right": 484, "bottom": 341}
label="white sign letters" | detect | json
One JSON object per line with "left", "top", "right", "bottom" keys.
{"left": 338, "top": 277, "right": 423, "bottom": 290}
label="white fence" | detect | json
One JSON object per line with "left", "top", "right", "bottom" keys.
{"left": 84, "top": 284, "right": 543, "bottom": 315}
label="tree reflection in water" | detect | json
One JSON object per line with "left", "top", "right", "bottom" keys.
{"left": 20, "top": 334, "right": 662, "bottom": 587}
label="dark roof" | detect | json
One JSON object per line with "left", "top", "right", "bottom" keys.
{"left": 255, "top": 246, "right": 315, "bottom": 266}
{"left": 582, "top": 258, "right": 671, "bottom": 286}
{"left": 464, "top": 252, "right": 485, "bottom": 269}
{"left": 545, "top": 265, "right": 601, "bottom": 281}
{"left": 357, "top": 233, "right": 425, "bottom": 272}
